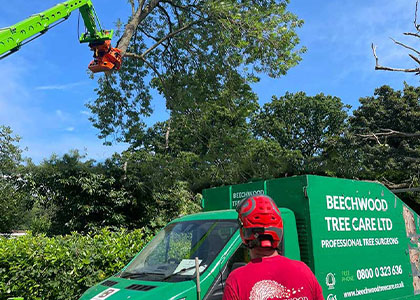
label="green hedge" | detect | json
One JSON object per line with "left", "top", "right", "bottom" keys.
{"left": 0, "top": 228, "right": 152, "bottom": 300}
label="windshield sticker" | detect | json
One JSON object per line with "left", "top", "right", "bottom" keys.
{"left": 91, "top": 288, "right": 120, "bottom": 300}
{"left": 173, "top": 259, "right": 203, "bottom": 275}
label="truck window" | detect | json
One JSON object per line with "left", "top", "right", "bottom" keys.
{"left": 120, "top": 219, "right": 238, "bottom": 282}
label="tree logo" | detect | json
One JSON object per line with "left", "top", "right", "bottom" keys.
{"left": 326, "top": 273, "right": 336, "bottom": 290}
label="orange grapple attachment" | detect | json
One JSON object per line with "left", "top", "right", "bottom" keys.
{"left": 88, "top": 40, "right": 122, "bottom": 73}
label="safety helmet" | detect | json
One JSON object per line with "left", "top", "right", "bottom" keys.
{"left": 236, "top": 195, "right": 283, "bottom": 248}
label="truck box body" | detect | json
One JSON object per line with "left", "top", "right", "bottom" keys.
{"left": 203, "top": 175, "right": 420, "bottom": 299}
{"left": 80, "top": 175, "right": 420, "bottom": 300}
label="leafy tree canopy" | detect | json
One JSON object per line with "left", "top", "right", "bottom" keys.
{"left": 349, "top": 84, "right": 420, "bottom": 186}
{"left": 0, "top": 126, "right": 28, "bottom": 233}
{"left": 88, "top": 0, "right": 305, "bottom": 144}
{"left": 252, "top": 92, "right": 350, "bottom": 169}
{"left": 0, "top": 125, "right": 22, "bottom": 174}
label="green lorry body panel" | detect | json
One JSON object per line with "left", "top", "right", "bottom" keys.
{"left": 305, "top": 175, "right": 415, "bottom": 300}
{"left": 80, "top": 175, "right": 420, "bottom": 300}
{"left": 0, "top": 0, "right": 112, "bottom": 57}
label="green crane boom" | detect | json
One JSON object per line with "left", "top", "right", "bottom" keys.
{"left": 0, "top": 0, "right": 122, "bottom": 72}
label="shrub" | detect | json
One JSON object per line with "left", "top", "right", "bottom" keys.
{"left": 0, "top": 228, "right": 152, "bottom": 300}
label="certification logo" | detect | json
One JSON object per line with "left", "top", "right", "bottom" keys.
{"left": 327, "top": 294, "right": 337, "bottom": 300}
{"left": 326, "top": 273, "right": 336, "bottom": 290}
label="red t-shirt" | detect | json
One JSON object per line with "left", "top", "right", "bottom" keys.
{"left": 223, "top": 255, "right": 324, "bottom": 300}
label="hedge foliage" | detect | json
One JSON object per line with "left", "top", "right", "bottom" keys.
{"left": 0, "top": 228, "right": 152, "bottom": 300}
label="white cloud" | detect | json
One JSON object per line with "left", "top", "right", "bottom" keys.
{"left": 35, "top": 81, "right": 86, "bottom": 90}
{"left": 55, "top": 110, "right": 73, "bottom": 123}
{"left": 80, "top": 110, "right": 91, "bottom": 116}
{"left": 65, "top": 127, "right": 75, "bottom": 132}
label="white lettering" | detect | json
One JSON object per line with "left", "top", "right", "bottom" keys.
{"left": 325, "top": 217, "right": 350, "bottom": 231}
{"left": 367, "top": 198, "right": 375, "bottom": 211}
{"left": 381, "top": 199, "right": 388, "bottom": 211}
{"left": 326, "top": 195, "right": 334, "bottom": 209}
{"left": 359, "top": 197, "right": 368, "bottom": 210}
{"left": 232, "top": 190, "right": 265, "bottom": 200}
{"left": 333, "top": 196, "right": 339, "bottom": 210}
{"left": 339, "top": 196, "right": 345, "bottom": 210}
{"left": 352, "top": 218, "right": 392, "bottom": 231}
{"left": 326, "top": 195, "right": 388, "bottom": 211}
{"left": 322, "top": 237, "right": 398, "bottom": 248}
{"left": 325, "top": 217, "right": 332, "bottom": 231}
{"left": 351, "top": 197, "right": 359, "bottom": 210}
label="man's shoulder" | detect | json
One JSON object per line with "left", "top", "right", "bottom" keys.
{"left": 230, "top": 256, "right": 307, "bottom": 274}
{"left": 228, "top": 262, "right": 250, "bottom": 278}
{"left": 277, "top": 256, "right": 313, "bottom": 272}
{"left": 229, "top": 256, "right": 312, "bottom": 278}
{"left": 278, "top": 256, "right": 308, "bottom": 266}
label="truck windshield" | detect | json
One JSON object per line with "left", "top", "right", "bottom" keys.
{"left": 120, "top": 219, "right": 238, "bottom": 282}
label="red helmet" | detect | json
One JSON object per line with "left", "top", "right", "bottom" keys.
{"left": 236, "top": 195, "right": 283, "bottom": 248}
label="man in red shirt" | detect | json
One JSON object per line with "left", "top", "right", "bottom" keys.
{"left": 223, "top": 195, "right": 324, "bottom": 300}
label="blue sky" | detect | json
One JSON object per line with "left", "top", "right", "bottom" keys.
{"left": 0, "top": 0, "right": 418, "bottom": 163}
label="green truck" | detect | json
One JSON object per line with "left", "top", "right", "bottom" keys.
{"left": 79, "top": 175, "right": 420, "bottom": 300}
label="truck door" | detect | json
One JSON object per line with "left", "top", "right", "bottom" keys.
{"left": 204, "top": 244, "right": 250, "bottom": 300}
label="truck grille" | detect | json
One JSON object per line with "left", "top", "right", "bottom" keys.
{"left": 101, "top": 280, "right": 118, "bottom": 287}
{"left": 125, "top": 284, "right": 157, "bottom": 291}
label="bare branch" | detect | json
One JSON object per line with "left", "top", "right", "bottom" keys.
{"left": 392, "top": 187, "right": 420, "bottom": 193}
{"left": 141, "top": 20, "right": 202, "bottom": 58}
{"left": 157, "top": 4, "right": 174, "bottom": 41}
{"left": 165, "top": 119, "right": 171, "bottom": 149}
{"left": 372, "top": 2, "right": 420, "bottom": 75}
{"left": 390, "top": 37, "right": 420, "bottom": 56}
{"left": 403, "top": 32, "right": 420, "bottom": 38}
{"left": 356, "top": 129, "right": 420, "bottom": 141}
{"left": 117, "top": 0, "right": 162, "bottom": 56}
{"left": 409, "top": 53, "right": 420, "bottom": 65}
{"left": 128, "top": 0, "right": 135, "bottom": 16}
{"left": 381, "top": 176, "right": 420, "bottom": 192}
{"left": 125, "top": 52, "right": 159, "bottom": 73}
{"left": 139, "top": 0, "right": 146, "bottom": 10}
{"left": 377, "top": 129, "right": 420, "bottom": 138}
{"left": 371, "top": 43, "right": 420, "bottom": 72}
{"left": 356, "top": 132, "right": 382, "bottom": 145}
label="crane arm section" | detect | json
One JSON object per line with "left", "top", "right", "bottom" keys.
{"left": 0, "top": 0, "right": 121, "bottom": 72}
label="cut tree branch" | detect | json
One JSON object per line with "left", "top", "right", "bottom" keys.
{"left": 390, "top": 37, "right": 420, "bottom": 56}
{"left": 139, "top": 0, "right": 146, "bottom": 10}
{"left": 371, "top": 43, "right": 420, "bottom": 73}
{"left": 117, "top": 0, "right": 162, "bottom": 56}
{"left": 404, "top": 32, "right": 420, "bottom": 38}
{"left": 165, "top": 119, "right": 171, "bottom": 149}
{"left": 371, "top": 1, "right": 420, "bottom": 74}
{"left": 356, "top": 129, "right": 420, "bottom": 144}
{"left": 409, "top": 53, "right": 420, "bottom": 65}
{"left": 128, "top": 0, "right": 135, "bottom": 16}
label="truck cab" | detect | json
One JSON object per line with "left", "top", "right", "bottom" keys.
{"left": 79, "top": 208, "right": 300, "bottom": 300}
{"left": 80, "top": 175, "right": 420, "bottom": 300}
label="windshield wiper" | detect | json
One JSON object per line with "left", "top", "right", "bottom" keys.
{"left": 120, "top": 271, "right": 166, "bottom": 279}
{"left": 162, "top": 265, "right": 199, "bottom": 281}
